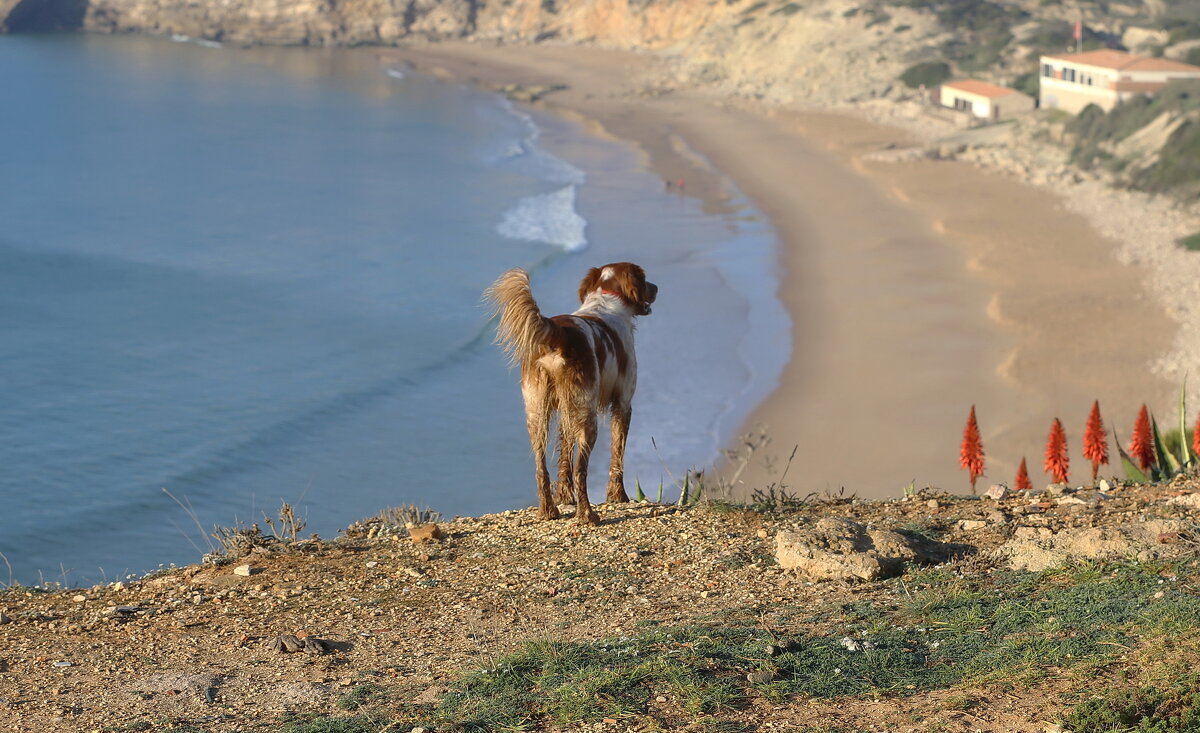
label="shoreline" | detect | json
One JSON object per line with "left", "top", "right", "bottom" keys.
{"left": 382, "top": 41, "right": 1181, "bottom": 499}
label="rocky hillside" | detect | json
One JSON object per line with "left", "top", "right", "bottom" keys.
{"left": 3, "top": 0, "right": 1200, "bottom": 102}
{"left": 1, "top": 480, "right": 1199, "bottom": 731}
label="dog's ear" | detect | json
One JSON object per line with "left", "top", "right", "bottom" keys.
{"left": 611, "top": 264, "right": 654, "bottom": 316}
{"left": 577, "top": 267, "right": 603, "bottom": 303}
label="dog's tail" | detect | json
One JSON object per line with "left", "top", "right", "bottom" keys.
{"left": 483, "top": 268, "right": 556, "bottom": 368}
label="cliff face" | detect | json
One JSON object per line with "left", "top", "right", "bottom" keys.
{"left": 0, "top": 0, "right": 942, "bottom": 105}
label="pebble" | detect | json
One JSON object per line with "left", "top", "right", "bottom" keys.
{"left": 233, "top": 565, "right": 262, "bottom": 577}
{"left": 52, "top": 661, "right": 71, "bottom": 668}
{"left": 365, "top": 561, "right": 379, "bottom": 569}
{"left": 746, "top": 670, "right": 777, "bottom": 684}
{"left": 984, "top": 484, "right": 1010, "bottom": 500}
{"left": 956, "top": 519, "right": 987, "bottom": 531}
{"left": 72, "top": 595, "right": 87, "bottom": 603}
{"left": 0, "top": 613, "right": 9, "bottom": 625}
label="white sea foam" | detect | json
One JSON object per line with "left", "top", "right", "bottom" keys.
{"left": 385, "top": 68, "right": 405, "bottom": 80}
{"left": 496, "top": 185, "right": 587, "bottom": 252}
{"left": 485, "top": 98, "right": 584, "bottom": 185}
{"left": 169, "top": 34, "right": 222, "bottom": 48}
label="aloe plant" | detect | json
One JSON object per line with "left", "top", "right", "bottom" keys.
{"left": 1118, "top": 382, "right": 1195, "bottom": 482}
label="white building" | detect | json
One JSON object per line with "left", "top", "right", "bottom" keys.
{"left": 937, "top": 79, "right": 1035, "bottom": 121}
{"left": 1039, "top": 49, "right": 1200, "bottom": 114}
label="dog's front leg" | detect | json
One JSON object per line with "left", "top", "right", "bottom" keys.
{"left": 606, "top": 405, "right": 632, "bottom": 503}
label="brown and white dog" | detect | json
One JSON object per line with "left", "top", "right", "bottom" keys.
{"left": 485, "top": 263, "right": 657, "bottom": 524}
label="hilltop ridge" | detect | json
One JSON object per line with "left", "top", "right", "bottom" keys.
{"left": 2, "top": 478, "right": 1199, "bottom": 731}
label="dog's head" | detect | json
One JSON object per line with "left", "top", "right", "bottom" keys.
{"left": 579, "top": 262, "right": 657, "bottom": 316}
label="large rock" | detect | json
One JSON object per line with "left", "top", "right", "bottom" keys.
{"left": 993, "top": 520, "right": 1190, "bottom": 572}
{"left": 775, "top": 517, "right": 964, "bottom": 581}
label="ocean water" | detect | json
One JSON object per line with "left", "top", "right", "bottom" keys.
{"left": 0, "top": 34, "right": 787, "bottom": 585}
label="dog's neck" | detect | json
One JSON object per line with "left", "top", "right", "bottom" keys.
{"left": 579, "top": 289, "right": 637, "bottom": 324}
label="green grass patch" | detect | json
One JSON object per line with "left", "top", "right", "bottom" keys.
{"left": 1062, "top": 673, "right": 1200, "bottom": 731}
{"left": 428, "top": 561, "right": 1200, "bottom": 729}
{"left": 280, "top": 715, "right": 392, "bottom": 733}
{"left": 1180, "top": 232, "right": 1200, "bottom": 252}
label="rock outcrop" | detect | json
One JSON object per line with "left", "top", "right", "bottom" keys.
{"left": 775, "top": 517, "right": 966, "bottom": 581}
{"left": 1, "top": 0, "right": 942, "bottom": 106}
{"left": 993, "top": 519, "right": 1192, "bottom": 572}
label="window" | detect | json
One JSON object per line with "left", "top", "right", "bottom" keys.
{"left": 1043, "top": 63, "right": 1054, "bottom": 78}
{"left": 1064, "top": 67, "right": 1076, "bottom": 82}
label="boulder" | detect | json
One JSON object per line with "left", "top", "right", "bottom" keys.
{"left": 1168, "top": 493, "right": 1200, "bottom": 510}
{"left": 775, "top": 517, "right": 964, "bottom": 581}
{"left": 993, "top": 519, "right": 1190, "bottom": 572}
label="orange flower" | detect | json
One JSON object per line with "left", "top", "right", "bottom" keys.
{"left": 1014, "top": 457, "right": 1033, "bottom": 491}
{"left": 1193, "top": 411, "right": 1199, "bottom": 460}
{"left": 1044, "top": 418, "right": 1069, "bottom": 484}
{"left": 1130, "top": 405, "right": 1155, "bottom": 472}
{"left": 959, "top": 405, "right": 985, "bottom": 493}
{"left": 1083, "top": 400, "right": 1109, "bottom": 482}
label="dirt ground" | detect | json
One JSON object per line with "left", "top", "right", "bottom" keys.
{"left": 2, "top": 476, "right": 1199, "bottom": 732}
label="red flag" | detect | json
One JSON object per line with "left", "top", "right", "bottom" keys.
{"left": 1074, "top": 20, "right": 1082, "bottom": 41}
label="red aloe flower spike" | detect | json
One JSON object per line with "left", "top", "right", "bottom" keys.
{"left": 1193, "top": 411, "right": 1200, "bottom": 461}
{"left": 1044, "top": 418, "right": 1070, "bottom": 484}
{"left": 959, "top": 405, "right": 985, "bottom": 493}
{"left": 1083, "top": 400, "right": 1109, "bottom": 482}
{"left": 1015, "top": 457, "right": 1033, "bottom": 491}
{"left": 1130, "top": 404, "right": 1155, "bottom": 472}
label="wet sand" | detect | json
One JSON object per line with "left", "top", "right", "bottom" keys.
{"left": 384, "top": 42, "right": 1176, "bottom": 498}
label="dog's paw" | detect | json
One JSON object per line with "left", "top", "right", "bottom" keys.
{"left": 606, "top": 487, "right": 630, "bottom": 503}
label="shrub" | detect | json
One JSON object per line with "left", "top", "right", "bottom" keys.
{"left": 1179, "top": 231, "right": 1200, "bottom": 251}
{"left": 900, "top": 61, "right": 951, "bottom": 89}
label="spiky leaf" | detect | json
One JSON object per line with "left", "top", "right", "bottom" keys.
{"left": 1151, "top": 415, "right": 1181, "bottom": 475}
{"left": 1115, "top": 429, "right": 1150, "bottom": 483}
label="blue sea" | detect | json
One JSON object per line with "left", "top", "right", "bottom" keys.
{"left": 0, "top": 34, "right": 788, "bottom": 585}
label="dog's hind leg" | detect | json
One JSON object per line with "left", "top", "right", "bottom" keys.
{"left": 606, "top": 404, "right": 632, "bottom": 503}
{"left": 524, "top": 380, "right": 559, "bottom": 521}
{"left": 571, "top": 411, "right": 600, "bottom": 525}
{"left": 554, "top": 425, "right": 575, "bottom": 505}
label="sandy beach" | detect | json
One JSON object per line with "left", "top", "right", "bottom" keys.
{"left": 384, "top": 41, "right": 1179, "bottom": 499}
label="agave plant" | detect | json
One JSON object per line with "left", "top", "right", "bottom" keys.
{"left": 1116, "top": 381, "right": 1196, "bottom": 482}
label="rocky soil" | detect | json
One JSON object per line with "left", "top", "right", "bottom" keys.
{"left": 2, "top": 478, "right": 1198, "bottom": 732}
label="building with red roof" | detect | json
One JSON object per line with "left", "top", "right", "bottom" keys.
{"left": 1039, "top": 49, "right": 1200, "bottom": 114}
{"left": 937, "top": 79, "right": 1035, "bottom": 121}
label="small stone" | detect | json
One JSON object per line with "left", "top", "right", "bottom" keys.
{"left": 412, "top": 728, "right": 429, "bottom": 733}
{"left": 956, "top": 519, "right": 987, "bottom": 531}
{"left": 409, "top": 524, "right": 444, "bottom": 543}
{"left": 1046, "top": 483, "right": 1068, "bottom": 496}
{"left": 1098, "top": 479, "right": 1113, "bottom": 493}
{"left": 0, "top": 613, "right": 10, "bottom": 625}
{"left": 655, "top": 696, "right": 667, "bottom": 703}
{"left": 984, "top": 484, "right": 1010, "bottom": 500}
{"left": 365, "top": 561, "right": 379, "bottom": 569}
{"left": 268, "top": 634, "right": 305, "bottom": 653}
{"left": 72, "top": 595, "right": 87, "bottom": 603}
{"left": 756, "top": 529, "right": 769, "bottom": 539}
{"left": 926, "top": 499, "right": 940, "bottom": 509}
{"left": 746, "top": 670, "right": 777, "bottom": 684}
{"left": 52, "top": 661, "right": 71, "bottom": 668}
{"left": 233, "top": 565, "right": 261, "bottom": 577}
{"left": 766, "top": 644, "right": 783, "bottom": 656}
